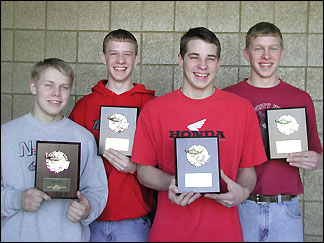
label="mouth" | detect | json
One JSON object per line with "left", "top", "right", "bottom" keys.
{"left": 48, "top": 100, "right": 62, "bottom": 105}
{"left": 114, "top": 67, "right": 127, "bottom": 71}
{"left": 260, "top": 63, "right": 272, "bottom": 68}
{"left": 194, "top": 72, "right": 209, "bottom": 78}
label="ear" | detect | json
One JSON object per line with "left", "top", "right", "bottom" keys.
{"left": 101, "top": 53, "right": 107, "bottom": 65}
{"left": 280, "top": 47, "right": 285, "bottom": 61}
{"left": 216, "top": 58, "right": 222, "bottom": 70}
{"left": 243, "top": 48, "right": 250, "bottom": 62}
{"left": 134, "top": 54, "right": 140, "bottom": 66}
{"left": 177, "top": 53, "right": 184, "bottom": 67}
{"left": 30, "top": 81, "right": 37, "bottom": 95}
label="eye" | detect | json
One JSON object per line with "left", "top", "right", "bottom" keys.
{"left": 61, "top": 85, "right": 70, "bottom": 90}
{"left": 45, "top": 83, "right": 53, "bottom": 88}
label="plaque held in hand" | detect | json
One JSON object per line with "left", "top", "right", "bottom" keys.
{"left": 35, "top": 141, "right": 81, "bottom": 199}
{"left": 175, "top": 136, "right": 220, "bottom": 194}
{"left": 98, "top": 106, "right": 139, "bottom": 156}
{"left": 266, "top": 107, "right": 308, "bottom": 159}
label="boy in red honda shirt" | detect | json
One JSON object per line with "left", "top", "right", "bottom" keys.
{"left": 69, "top": 29, "right": 155, "bottom": 242}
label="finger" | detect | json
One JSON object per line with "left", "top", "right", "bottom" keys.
{"left": 103, "top": 153, "right": 123, "bottom": 170}
{"left": 175, "top": 192, "right": 193, "bottom": 206}
{"left": 205, "top": 192, "right": 231, "bottom": 201}
{"left": 77, "top": 191, "right": 83, "bottom": 201}
{"left": 31, "top": 190, "right": 50, "bottom": 203}
{"left": 289, "top": 151, "right": 311, "bottom": 158}
{"left": 220, "top": 170, "right": 233, "bottom": 185}
{"left": 77, "top": 191, "right": 90, "bottom": 206}
{"left": 30, "top": 200, "right": 41, "bottom": 209}
{"left": 288, "top": 161, "right": 315, "bottom": 170}
{"left": 109, "top": 148, "right": 125, "bottom": 159}
{"left": 66, "top": 210, "right": 80, "bottom": 223}
{"left": 42, "top": 192, "right": 51, "bottom": 201}
{"left": 68, "top": 201, "right": 84, "bottom": 216}
{"left": 187, "top": 193, "right": 201, "bottom": 205}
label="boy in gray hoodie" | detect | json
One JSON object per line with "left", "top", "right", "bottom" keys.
{"left": 1, "top": 58, "right": 108, "bottom": 242}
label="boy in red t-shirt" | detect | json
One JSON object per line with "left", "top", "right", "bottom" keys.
{"left": 224, "top": 22, "right": 323, "bottom": 242}
{"left": 69, "top": 29, "right": 155, "bottom": 242}
{"left": 131, "top": 27, "right": 267, "bottom": 242}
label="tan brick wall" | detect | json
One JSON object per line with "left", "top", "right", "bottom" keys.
{"left": 1, "top": 1, "right": 323, "bottom": 241}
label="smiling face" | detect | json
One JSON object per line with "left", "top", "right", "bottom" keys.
{"left": 244, "top": 35, "right": 285, "bottom": 83}
{"left": 178, "top": 39, "right": 221, "bottom": 99}
{"left": 30, "top": 67, "right": 72, "bottom": 122}
{"left": 101, "top": 40, "right": 139, "bottom": 84}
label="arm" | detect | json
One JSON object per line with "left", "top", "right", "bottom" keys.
{"left": 287, "top": 151, "right": 323, "bottom": 171}
{"left": 204, "top": 168, "right": 256, "bottom": 208}
{"left": 136, "top": 164, "right": 173, "bottom": 191}
{"left": 77, "top": 139, "right": 108, "bottom": 226}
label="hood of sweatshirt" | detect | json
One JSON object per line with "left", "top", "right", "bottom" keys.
{"left": 91, "top": 79, "right": 155, "bottom": 97}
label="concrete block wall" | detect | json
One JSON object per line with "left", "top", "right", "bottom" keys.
{"left": 1, "top": 1, "right": 323, "bottom": 241}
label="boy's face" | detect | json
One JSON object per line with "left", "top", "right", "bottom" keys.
{"left": 30, "top": 67, "right": 71, "bottom": 122}
{"left": 101, "top": 40, "right": 139, "bottom": 84}
{"left": 244, "top": 35, "right": 285, "bottom": 80}
{"left": 178, "top": 39, "right": 221, "bottom": 95}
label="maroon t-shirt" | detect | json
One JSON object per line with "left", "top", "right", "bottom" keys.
{"left": 224, "top": 78, "right": 323, "bottom": 195}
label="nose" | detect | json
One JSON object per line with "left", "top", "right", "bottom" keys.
{"left": 51, "top": 86, "right": 60, "bottom": 96}
{"left": 116, "top": 54, "right": 126, "bottom": 64}
{"left": 262, "top": 49, "right": 270, "bottom": 59}
{"left": 197, "top": 60, "right": 208, "bottom": 70}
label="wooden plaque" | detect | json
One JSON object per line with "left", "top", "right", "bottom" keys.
{"left": 35, "top": 141, "right": 81, "bottom": 199}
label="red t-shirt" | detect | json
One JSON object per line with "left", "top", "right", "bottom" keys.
{"left": 131, "top": 88, "right": 267, "bottom": 241}
{"left": 69, "top": 80, "right": 156, "bottom": 221}
{"left": 223, "top": 79, "right": 323, "bottom": 195}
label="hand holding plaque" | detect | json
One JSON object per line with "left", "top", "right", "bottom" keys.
{"left": 175, "top": 137, "right": 220, "bottom": 193}
{"left": 35, "top": 141, "right": 81, "bottom": 199}
{"left": 266, "top": 107, "right": 308, "bottom": 159}
{"left": 98, "top": 106, "right": 138, "bottom": 156}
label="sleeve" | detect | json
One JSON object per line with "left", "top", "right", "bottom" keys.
{"left": 1, "top": 125, "right": 23, "bottom": 217}
{"left": 1, "top": 183, "right": 23, "bottom": 217}
{"left": 139, "top": 93, "right": 155, "bottom": 112}
{"left": 305, "top": 94, "right": 323, "bottom": 154}
{"left": 131, "top": 106, "right": 158, "bottom": 166}
{"left": 79, "top": 137, "right": 108, "bottom": 226}
{"left": 239, "top": 104, "right": 268, "bottom": 168}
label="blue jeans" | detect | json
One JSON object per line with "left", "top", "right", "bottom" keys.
{"left": 89, "top": 215, "right": 151, "bottom": 242}
{"left": 238, "top": 196, "right": 303, "bottom": 242}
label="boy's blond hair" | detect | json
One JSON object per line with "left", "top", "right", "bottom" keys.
{"left": 246, "top": 22, "right": 283, "bottom": 49}
{"left": 31, "top": 58, "right": 74, "bottom": 85}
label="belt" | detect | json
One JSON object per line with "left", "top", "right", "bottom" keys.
{"left": 247, "top": 194, "right": 297, "bottom": 203}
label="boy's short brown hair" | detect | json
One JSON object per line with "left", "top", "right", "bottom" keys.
{"left": 103, "top": 29, "right": 138, "bottom": 55}
{"left": 180, "top": 27, "right": 221, "bottom": 59}
{"left": 246, "top": 22, "right": 283, "bottom": 49}
{"left": 31, "top": 58, "right": 74, "bottom": 85}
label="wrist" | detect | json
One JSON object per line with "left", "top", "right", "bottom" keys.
{"left": 129, "top": 162, "right": 137, "bottom": 174}
{"left": 242, "top": 186, "right": 252, "bottom": 200}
